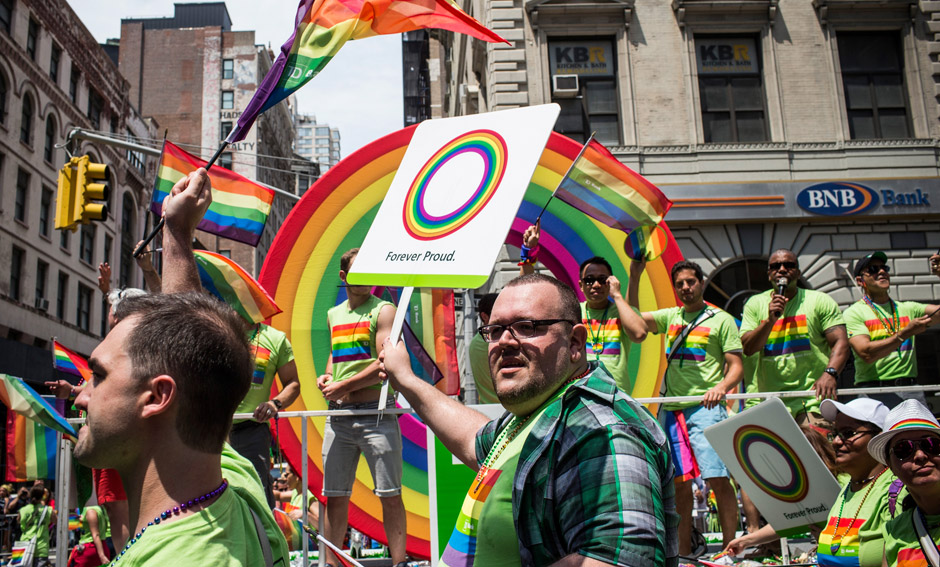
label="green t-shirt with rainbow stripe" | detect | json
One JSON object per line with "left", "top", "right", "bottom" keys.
{"left": 581, "top": 301, "right": 633, "bottom": 393}
{"left": 235, "top": 324, "right": 294, "bottom": 422}
{"left": 650, "top": 306, "right": 742, "bottom": 410}
{"left": 740, "top": 288, "right": 844, "bottom": 416}
{"left": 884, "top": 505, "right": 940, "bottom": 567}
{"left": 844, "top": 299, "right": 926, "bottom": 384}
{"left": 328, "top": 295, "right": 393, "bottom": 390}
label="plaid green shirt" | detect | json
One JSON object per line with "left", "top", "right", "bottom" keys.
{"left": 475, "top": 363, "right": 679, "bottom": 567}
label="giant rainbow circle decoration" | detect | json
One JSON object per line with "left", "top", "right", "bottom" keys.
{"left": 732, "top": 425, "right": 809, "bottom": 504}
{"left": 403, "top": 129, "right": 508, "bottom": 240}
{"left": 260, "top": 126, "right": 682, "bottom": 559}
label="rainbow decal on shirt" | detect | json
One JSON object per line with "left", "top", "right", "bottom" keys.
{"left": 331, "top": 321, "right": 372, "bottom": 363}
{"left": 817, "top": 517, "right": 863, "bottom": 567}
{"left": 763, "top": 314, "right": 811, "bottom": 357}
{"left": 733, "top": 425, "right": 809, "bottom": 503}
{"left": 888, "top": 418, "right": 940, "bottom": 433}
{"left": 864, "top": 316, "right": 913, "bottom": 351}
{"left": 665, "top": 325, "right": 710, "bottom": 363}
{"left": 402, "top": 130, "right": 508, "bottom": 240}
{"left": 583, "top": 317, "right": 621, "bottom": 357}
{"left": 439, "top": 468, "right": 503, "bottom": 567}
{"left": 898, "top": 547, "right": 929, "bottom": 567}
{"left": 252, "top": 345, "right": 272, "bottom": 386}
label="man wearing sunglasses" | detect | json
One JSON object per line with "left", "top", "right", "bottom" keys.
{"left": 380, "top": 274, "right": 678, "bottom": 567}
{"left": 844, "top": 251, "right": 940, "bottom": 408}
{"left": 740, "top": 249, "right": 849, "bottom": 423}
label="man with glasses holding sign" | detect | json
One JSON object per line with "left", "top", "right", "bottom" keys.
{"left": 740, "top": 249, "right": 849, "bottom": 424}
{"left": 844, "top": 251, "right": 940, "bottom": 408}
{"left": 380, "top": 274, "right": 678, "bottom": 567}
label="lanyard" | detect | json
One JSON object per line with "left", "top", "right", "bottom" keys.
{"left": 586, "top": 302, "right": 611, "bottom": 359}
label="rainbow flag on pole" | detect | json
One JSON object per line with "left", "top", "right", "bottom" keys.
{"left": 52, "top": 340, "right": 92, "bottom": 385}
{"left": 194, "top": 250, "right": 282, "bottom": 324}
{"left": 226, "top": 0, "right": 506, "bottom": 143}
{"left": 5, "top": 410, "right": 57, "bottom": 481}
{"left": 554, "top": 136, "right": 672, "bottom": 234}
{"left": 0, "top": 375, "right": 76, "bottom": 439}
{"left": 150, "top": 141, "right": 274, "bottom": 246}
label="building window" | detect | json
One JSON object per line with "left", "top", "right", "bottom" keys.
{"left": 0, "top": 0, "right": 11, "bottom": 34}
{"left": 43, "top": 115, "right": 55, "bottom": 162}
{"left": 87, "top": 90, "right": 103, "bottom": 129}
{"left": 60, "top": 228, "right": 69, "bottom": 251}
{"left": 14, "top": 168, "right": 28, "bottom": 222}
{"left": 548, "top": 39, "right": 621, "bottom": 145}
{"left": 221, "top": 91, "right": 234, "bottom": 109}
{"left": 69, "top": 66, "right": 79, "bottom": 104}
{"left": 9, "top": 246, "right": 23, "bottom": 300}
{"left": 0, "top": 73, "right": 7, "bottom": 125}
{"left": 316, "top": 127, "right": 330, "bottom": 136}
{"left": 104, "top": 233, "right": 112, "bottom": 266}
{"left": 39, "top": 187, "right": 51, "bottom": 237}
{"left": 222, "top": 59, "right": 234, "bottom": 79}
{"left": 50, "top": 43, "right": 60, "bottom": 83}
{"left": 220, "top": 121, "right": 232, "bottom": 140}
{"left": 838, "top": 32, "right": 910, "bottom": 139}
{"left": 56, "top": 271, "right": 67, "bottom": 318}
{"left": 125, "top": 129, "right": 144, "bottom": 173}
{"left": 696, "top": 36, "right": 768, "bottom": 143}
{"left": 26, "top": 18, "right": 38, "bottom": 60}
{"left": 119, "top": 194, "right": 135, "bottom": 288}
{"left": 219, "top": 152, "right": 233, "bottom": 170}
{"left": 20, "top": 94, "right": 33, "bottom": 144}
{"left": 80, "top": 224, "right": 95, "bottom": 264}
{"left": 35, "top": 259, "right": 47, "bottom": 306}
{"left": 77, "top": 284, "right": 92, "bottom": 331}
{"left": 99, "top": 297, "right": 108, "bottom": 336}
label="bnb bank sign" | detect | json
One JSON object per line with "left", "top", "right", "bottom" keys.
{"left": 797, "top": 182, "right": 931, "bottom": 216}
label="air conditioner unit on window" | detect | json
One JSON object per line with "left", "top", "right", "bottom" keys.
{"left": 552, "top": 74, "right": 579, "bottom": 98}
{"left": 35, "top": 297, "right": 49, "bottom": 311}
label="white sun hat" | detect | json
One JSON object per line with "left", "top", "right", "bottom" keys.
{"left": 868, "top": 399, "right": 940, "bottom": 466}
{"left": 820, "top": 398, "right": 889, "bottom": 430}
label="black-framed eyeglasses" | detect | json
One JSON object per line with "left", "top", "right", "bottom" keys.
{"left": 864, "top": 264, "right": 890, "bottom": 276}
{"left": 891, "top": 436, "right": 940, "bottom": 462}
{"left": 580, "top": 275, "right": 609, "bottom": 286}
{"left": 826, "top": 428, "right": 876, "bottom": 444}
{"left": 769, "top": 261, "right": 798, "bottom": 271}
{"left": 479, "top": 319, "right": 576, "bottom": 343}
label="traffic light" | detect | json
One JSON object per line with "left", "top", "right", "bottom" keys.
{"left": 74, "top": 156, "right": 110, "bottom": 224}
{"left": 55, "top": 157, "right": 80, "bottom": 230}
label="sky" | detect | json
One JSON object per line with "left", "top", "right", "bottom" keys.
{"left": 66, "top": 0, "right": 405, "bottom": 157}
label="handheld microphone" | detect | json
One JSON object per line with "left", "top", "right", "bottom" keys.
{"left": 773, "top": 277, "right": 787, "bottom": 317}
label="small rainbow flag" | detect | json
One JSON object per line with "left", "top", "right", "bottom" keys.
{"left": 150, "top": 141, "right": 274, "bottom": 246}
{"left": 554, "top": 136, "right": 672, "bottom": 235}
{"left": 9, "top": 544, "right": 25, "bottom": 565}
{"left": 52, "top": 340, "right": 91, "bottom": 385}
{"left": 193, "top": 250, "right": 281, "bottom": 324}
{"left": 0, "top": 375, "right": 76, "bottom": 440}
{"left": 5, "top": 410, "right": 56, "bottom": 481}
{"left": 68, "top": 510, "right": 81, "bottom": 531}
{"left": 274, "top": 508, "right": 305, "bottom": 551}
{"left": 226, "top": 0, "right": 506, "bottom": 143}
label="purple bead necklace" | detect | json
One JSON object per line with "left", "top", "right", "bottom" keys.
{"left": 111, "top": 479, "right": 228, "bottom": 564}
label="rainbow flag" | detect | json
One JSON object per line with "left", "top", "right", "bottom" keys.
{"left": 68, "top": 510, "right": 81, "bottom": 531}
{"left": 150, "top": 141, "right": 274, "bottom": 246}
{"left": 193, "top": 250, "right": 281, "bottom": 324}
{"left": 52, "top": 340, "right": 92, "bottom": 385}
{"left": 226, "top": 0, "right": 506, "bottom": 143}
{"left": 274, "top": 508, "right": 305, "bottom": 551}
{"left": 0, "top": 375, "right": 76, "bottom": 439}
{"left": 5, "top": 410, "right": 56, "bottom": 481}
{"left": 554, "top": 136, "right": 672, "bottom": 234}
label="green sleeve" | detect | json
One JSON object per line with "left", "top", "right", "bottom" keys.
{"left": 817, "top": 293, "right": 846, "bottom": 331}
{"left": 904, "top": 301, "right": 927, "bottom": 318}
{"left": 276, "top": 333, "right": 294, "bottom": 370}
{"left": 649, "top": 308, "right": 671, "bottom": 335}
{"left": 716, "top": 314, "right": 743, "bottom": 352}
{"left": 740, "top": 296, "right": 762, "bottom": 334}
{"left": 843, "top": 303, "right": 869, "bottom": 338}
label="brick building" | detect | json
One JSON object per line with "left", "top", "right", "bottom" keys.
{"left": 0, "top": 0, "right": 159, "bottom": 381}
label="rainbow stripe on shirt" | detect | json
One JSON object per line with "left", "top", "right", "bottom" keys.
{"left": 439, "top": 467, "right": 503, "bottom": 567}
{"left": 816, "top": 516, "right": 863, "bottom": 567}
{"left": 331, "top": 321, "right": 372, "bottom": 364}
{"left": 898, "top": 547, "right": 929, "bottom": 567}
{"left": 583, "top": 317, "right": 621, "bottom": 356}
{"left": 665, "top": 325, "right": 710, "bottom": 363}
{"left": 763, "top": 314, "right": 811, "bottom": 357}
{"left": 252, "top": 345, "right": 272, "bottom": 386}
{"left": 864, "top": 316, "right": 913, "bottom": 351}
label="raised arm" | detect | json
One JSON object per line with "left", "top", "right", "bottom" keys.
{"left": 626, "top": 259, "right": 655, "bottom": 334}
{"left": 161, "top": 168, "right": 211, "bottom": 294}
{"left": 607, "top": 275, "right": 647, "bottom": 342}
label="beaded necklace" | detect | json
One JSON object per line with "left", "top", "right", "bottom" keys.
{"left": 829, "top": 467, "right": 887, "bottom": 554}
{"left": 862, "top": 295, "right": 900, "bottom": 336}
{"left": 471, "top": 368, "right": 591, "bottom": 494}
{"left": 586, "top": 303, "right": 611, "bottom": 358}
{"left": 110, "top": 479, "right": 229, "bottom": 564}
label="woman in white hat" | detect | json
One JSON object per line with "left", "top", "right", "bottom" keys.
{"left": 869, "top": 399, "right": 940, "bottom": 567}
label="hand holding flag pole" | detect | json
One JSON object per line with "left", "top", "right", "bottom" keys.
{"left": 377, "top": 286, "right": 414, "bottom": 425}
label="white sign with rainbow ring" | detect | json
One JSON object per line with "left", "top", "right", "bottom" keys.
{"left": 348, "top": 104, "right": 560, "bottom": 289}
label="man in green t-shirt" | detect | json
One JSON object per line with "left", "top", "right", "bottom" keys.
{"left": 740, "top": 249, "right": 849, "bottom": 423}
{"left": 844, "top": 251, "right": 940, "bottom": 408}
{"left": 317, "top": 248, "right": 407, "bottom": 567}
{"left": 469, "top": 293, "right": 500, "bottom": 404}
{"left": 628, "top": 259, "right": 743, "bottom": 554}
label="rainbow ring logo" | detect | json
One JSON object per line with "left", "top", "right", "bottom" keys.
{"left": 733, "top": 425, "right": 809, "bottom": 503}
{"left": 402, "top": 129, "right": 508, "bottom": 241}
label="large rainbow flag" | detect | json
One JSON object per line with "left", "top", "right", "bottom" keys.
{"left": 554, "top": 136, "right": 672, "bottom": 234}
{"left": 226, "top": 0, "right": 506, "bottom": 143}
{"left": 194, "top": 250, "right": 281, "bottom": 324}
{"left": 5, "top": 410, "right": 57, "bottom": 481}
{"left": 0, "top": 375, "right": 76, "bottom": 439}
{"left": 52, "top": 340, "right": 92, "bottom": 385}
{"left": 149, "top": 141, "right": 274, "bottom": 246}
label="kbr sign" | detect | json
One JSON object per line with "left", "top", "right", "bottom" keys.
{"left": 796, "top": 182, "right": 879, "bottom": 216}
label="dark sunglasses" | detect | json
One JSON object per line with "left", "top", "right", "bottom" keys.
{"left": 891, "top": 436, "right": 940, "bottom": 462}
{"left": 769, "top": 261, "right": 798, "bottom": 271}
{"left": 864, "top": 264, "right": 890, "bottom": 276}
{"left": 826, "top": 428, "right": 875, "bottom": 444}
{"left": 580, "top": 275, "right": 609, "bottom": 286}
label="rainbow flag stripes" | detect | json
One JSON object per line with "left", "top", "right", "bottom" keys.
{"left": 898, "top": 547, "right": 929, "bottom": 567}
{"left": 663, "top": 410, "right": 701, "bottom": 483}
{"left": 53, "top": 340, "right": 92, "bottom": 385}
{"left": 583, "top": 317, "right": 621, "bottom": 357}
{"left": 665, "top": 325, "right": 710, "bottom": 363}
{"left": 9, "top": 545, "right": 25, "bottom": 565}
{"left": 150, "top": 141, "right": 274, "bottom": 246}
{"left": 864, "top": 316, "right": 913, "bottom": 351}
{"left": 817, "top": 517, "right": 863, "bottom": 567}
{"left": 252, "top": 345, "right": 272, "bottom": 386}
{"left": 194, "top": 250, "right": 281, "bottom": 324}
{"left": 331, "top": 321, "right": 372, "bottom": 364}
{"left": 0, "top": 375, "right": 76, "bottom": 439}
{"left": 763, "top": 315, "right": 811, "bottom": 357}
{"left": 439, "top": 468, "right": 503, "bottom": 567}
{"left": 68, "top": 511, "right": 81, "bottom": 531}
{"left": 5, "top": 411, "right": 56, "bottom": 481}
{"left": 889, "top": 418, "right": 940, "bottom": 432}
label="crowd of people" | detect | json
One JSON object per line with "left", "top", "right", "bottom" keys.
{"left": 18, "top": 167, "right": 940, "bottom": 567}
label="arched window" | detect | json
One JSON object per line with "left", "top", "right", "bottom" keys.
{"left": 20, "top": 93, "right": 33, "bottom": 144}
{"left": 119, "top": 193, "right": 136, "bottom": 289}
{"left": 43, "top": 115, "right": 55, "bottom": 162}
{"left": 0, "top": 74, "right": 7, "bottom": 125}
{"left": 703, "top": 257, "right": 811, "bottom": 319}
